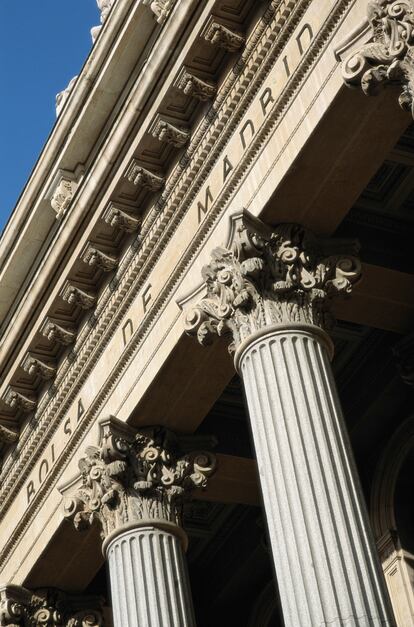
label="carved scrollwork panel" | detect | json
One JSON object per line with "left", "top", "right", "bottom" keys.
{"left": 342, "top": 1, "right": 414, "bottom": 116}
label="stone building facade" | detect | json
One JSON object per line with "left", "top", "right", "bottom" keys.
{"left": 1, "top": 0, "right": 414, "bottom": 625}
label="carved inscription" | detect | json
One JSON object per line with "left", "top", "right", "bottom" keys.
{"left": 26, "top": 398, "right": 85, "bottom": 505}
{"left": 193, "top": 23, "right": 314, "bottom": 225}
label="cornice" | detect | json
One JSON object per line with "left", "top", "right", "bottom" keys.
{"left": 0, "top": 0, "right": 356, "bottom": 571}
{"left": 0, "top": 0, "right": 195, "bottom": 366}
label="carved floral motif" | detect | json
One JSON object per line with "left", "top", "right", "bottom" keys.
{"left": 342, "top": 0, "right": 414, "bottom": 115}
{"left": 103, "top": 205, "right": 141, "bottom": 233}
{"left": 0, "top": 586, "right": 103, "bottom": 627}
{"left": 176, "top": 70, "right": 217, "bottom": 101}
{"left": 61, "top": 285, "right": 96, "bottom": 310}
{"left": 204, "top": 21, "right": 245, "bottom": 52}
{"left": 143, "top": 0, "right": 177, "bottom": 24}
{"left": 50, "top": 179, "right": 76, "bottom": 218}
{"left": 125, "top": 162, "right": 165, "bottom": 190}
{"left": 42, "top": 319, "right": 77, "bottom": 346}
{"left": 184, "top": 211, "right": 361, "bottom": 352}
{"left": 63, "top": 420, "right": 216, "bottom": 539}
{"left": 82, "top": 246, "right": 118, "bottom": 272}
{"left": 151, "top": 118, "right": 190, "bottom": 147}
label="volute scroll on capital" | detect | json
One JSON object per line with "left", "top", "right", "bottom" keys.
{"left": 62, "top": 417, "right": 216, "bottom": 540}
{"left": 184, "top": 210, "right": 361, "bottom": 353}
{"left": 342, "top": 0, "right": 414, "bottom": 117}
{"left": 0, "top": 585, "right": 104, "bottom": 627}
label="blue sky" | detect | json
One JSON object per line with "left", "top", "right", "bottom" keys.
{"left": 0, "top": 1, "right": 100, "bottom": 232}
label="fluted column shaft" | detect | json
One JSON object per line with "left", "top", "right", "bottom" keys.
{"left": 105, "top": 524, "right": 196, "bottom": 627}
{"left": 236, "top": 324, "right": 395, "bottom": 627}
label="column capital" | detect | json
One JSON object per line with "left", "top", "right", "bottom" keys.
{"left": 62, "top": 416, "right": 216, "bottom": 542}
{"left": 184, "top": 210, "right": 361, "bottom": 353}
{"left": 342, "top": 0, "right": 414, "bottom": 116}
{"left": 0, "top": 585, "right": 103, "bottom": 626}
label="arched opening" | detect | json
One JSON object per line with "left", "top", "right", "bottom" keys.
{"left": 371, "top": 416, "right": 414, "bottom": 625}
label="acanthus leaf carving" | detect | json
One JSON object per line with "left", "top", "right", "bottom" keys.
{"left": 82, "top": 245, "right": 118, "bottom": 272}
{"left": 184, "top": 210, "right": 361, "bottom": 353}
{"left": 151, "top": 117, "right": 190, "bottom": 147}
{"left": 342, "top": 0, "right": 414, "bottom": 116}
{"left": 204, "top": 20, "right": 245, "bottom": 52}
{"left": 62, "top": 417, "right": 216, "bottom": 539}
{"left": 143, "top": 0, "right": 177, "bottom": 24}
{"left": 41, "top": 318, "right": 77, "bottom": 346}
{"left": 0, "top": 421, "right": 19, "bottom": 445}
{"left": 0, "top": 585, "right": 104, "bottom": 627}
{"left": 61, "top": 284, "right": 96, "bottom": 310}
{"left": 3, "top": 388, "right": 36, "bottom": 414}
{"left": 21, "top": 354, "right": 56, "bottom": 381}
{"left": 175, "top": 69, "right": 217, "bottom": 101}
{"left": 125, "top": 161, "right": 165, "bottom": 191}
{"left": 103, "top": 204, "right": 141, "bottom": 233}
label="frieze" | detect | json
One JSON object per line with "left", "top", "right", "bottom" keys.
{"left": 0, "top": 0, "right": 355, "bottom": 572}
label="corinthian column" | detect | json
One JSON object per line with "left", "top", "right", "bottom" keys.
{"left": 62, "top": 417, "right": 215, "bottom": 627}
{"left": 184, "top": 210, "right": 395, "bottom": 627}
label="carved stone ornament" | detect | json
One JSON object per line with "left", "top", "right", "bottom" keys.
{"left": 61, "top": 284, "right": 96, "bottom": 310}
{"left": 0, "top": 585, "right": 103, "bottom": 626}
{"left": 22, "top": 354, "right": 56, "bottom": 380}
{"left": 97, "top": 0, "right": 115, "bottom": 23}
{"left": 204, "top": 20, "right": 245, "bottom": 52}
{"left": 175, "top": 69, "right": 217, "bottom": 101}
{"left": 142, "top": 0, "right": 177, "bottom": 24}
{"left": 342, "top": 0, "right": 414, "bottom": 116}
{"left": 0, "top": 420, "right": 19, "bottom": 445}
{"left": 50, "top": 179, "right": 76, "bottom": 218}
{"left": 46, "top": 167, "right": 84, "bottom": 218}
{"left": 91, "top": 0, "right": 116, "bottom": 43}
{"left": 103, "top": 204, "right": 141, "bottom": 233}
{"left": 62, "top": 416, "right": 216, "bottom": 540}
{"left": 151, "top": 117, "right": 190, "bottom": 147}
{"left": 125, "top": 161, "right": 165, "bottom": 191}
{"left": 184, "top": 211, "right": 361, "bottom": 353}
{"left": 56, "top": 77, "right": 78, "bottom": 117}
{"left": 82, "top": 245, "right": 118, "bottom": 272}
{"left": 41, "top": 319, "right": 77, "bottom": 346}
{"left": 3, "top": 388, "right": 36, "bottom": 413}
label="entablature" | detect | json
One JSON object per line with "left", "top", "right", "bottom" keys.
{"left": 1, "top": 0, "right": 414, "bottom": 584}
